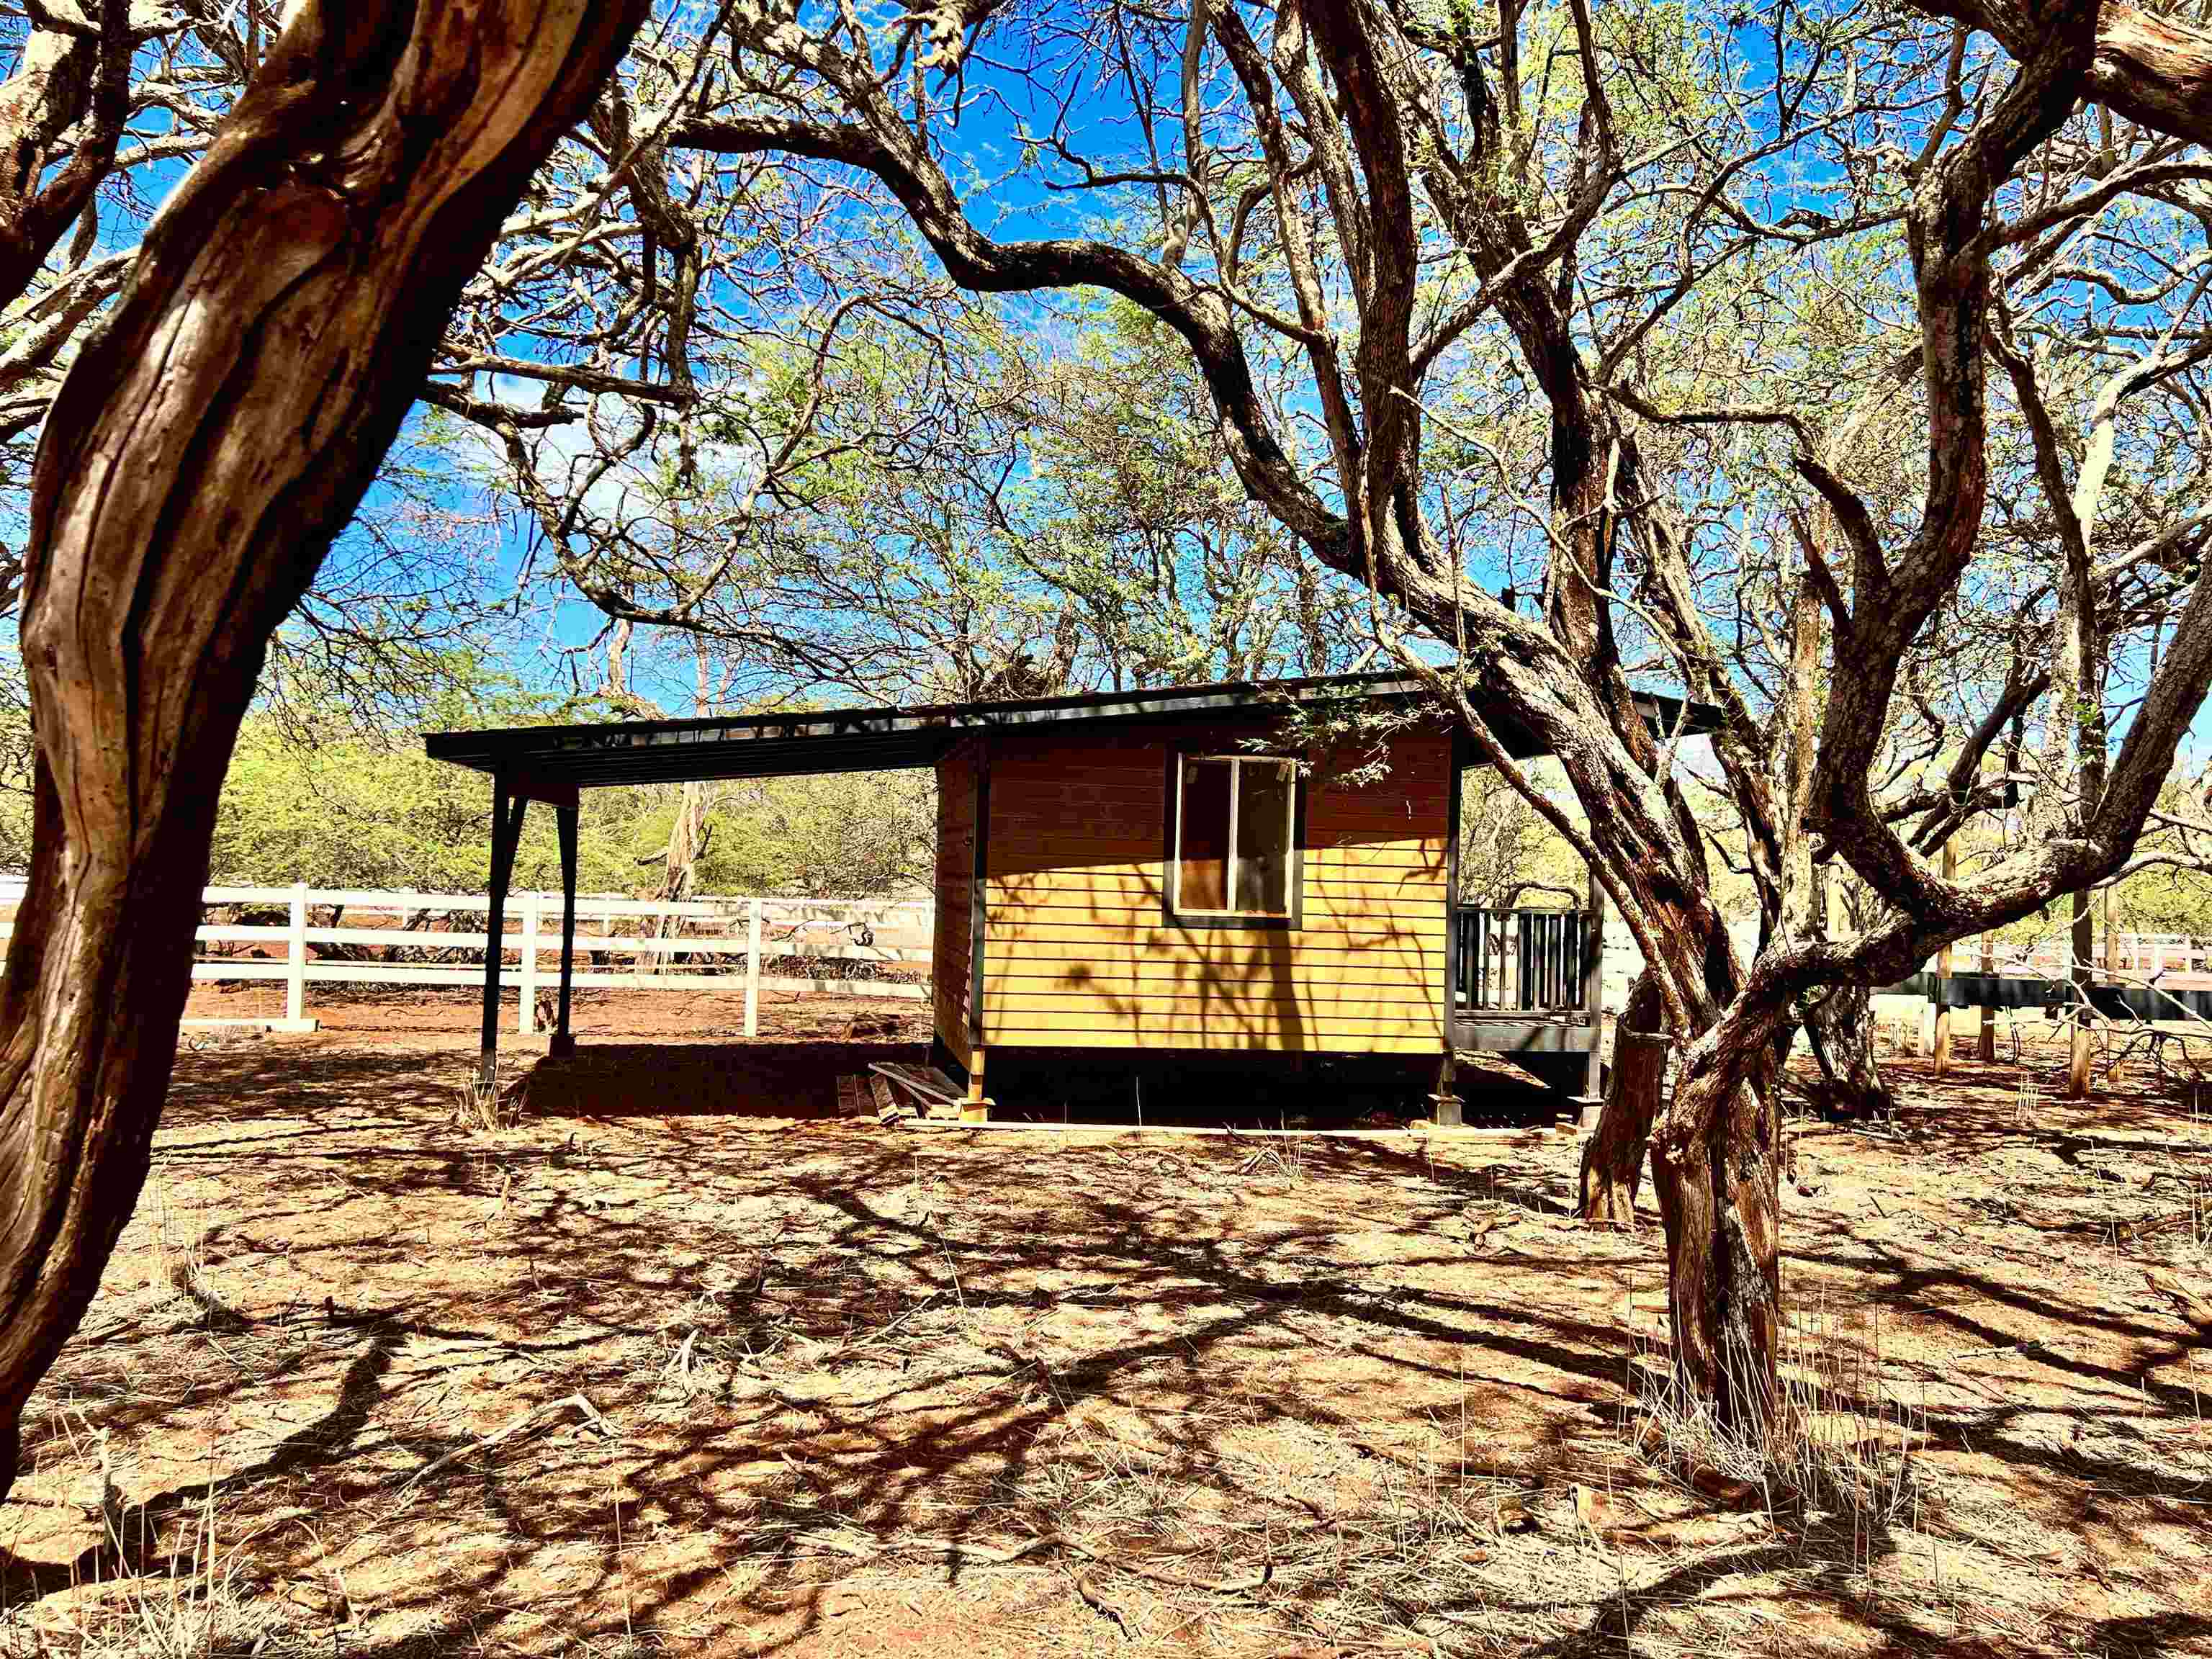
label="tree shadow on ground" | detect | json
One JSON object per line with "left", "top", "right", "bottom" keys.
{"left": 513, "top": 1040, "right": 919, "bottom": 1122}
{"left": 3, "top": 1036, "right": 2204, "bottom": 1655}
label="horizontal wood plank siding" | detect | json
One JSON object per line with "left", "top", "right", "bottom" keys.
{"left": 980, "top": 722, "right": 1450, "bottom": 1053}
{"left": 932, "top": 744, "right": 978, "bottom": 1069}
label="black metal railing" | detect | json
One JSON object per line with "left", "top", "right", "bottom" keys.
{"left": 1453, "top": 906, "right": 1589, "bottom": 1011}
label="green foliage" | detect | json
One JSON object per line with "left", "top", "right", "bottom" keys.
{"left": 210, "top": 720, "right": 521, "bottom": 891}
{"left": 201, "top": 652, "right": 602, "bottom": 891}
{"left": 708, "top": 773, "right": 934, "bottom": 896}
{"left": 586, "top": 772, "right": 935, "bottom": 899}
{"left": 2110, "top": 867, "right": 2212, "bottom": 940}
{"left": 1457, "top": 762, "right": 1588, "bottom": 907}
{"left": 204, "top": 711, "right": 935, "bottom": 899}
{"left": 0, "top": 642, "right": 937, "bottom": 901}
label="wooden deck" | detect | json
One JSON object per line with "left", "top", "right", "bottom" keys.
{"left": 1449, "top": 1009, "right": 1600, "bottom": 1056}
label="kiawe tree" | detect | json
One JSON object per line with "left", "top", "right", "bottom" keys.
{"left": 0, "top": 0, "right": 649, "bottom": 1501}
{"left": 666, "top": 0, "right": 2212, "bottom": 1426}
{"left": 0, "top": 4, "right": 550, "bottom": 709}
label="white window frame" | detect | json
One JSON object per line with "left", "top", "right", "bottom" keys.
{"left": 1172, "top": 753, "right": 1298, "bottom": 919}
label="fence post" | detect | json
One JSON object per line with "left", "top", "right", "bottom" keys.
{"left": 1933, "top": 840, "right": 1956, "bottom": 1077}
{"left": 286, "top": 882, "right": 307, "bottom": 1025}
{"left": 1977, "top": 930, "right": 1997, "bottom": 1061}
{"left": 518, "top": 891, "right": 541, "bottom": 1034}
{"left": 745, "top": 896, "right": 763, "bottom": 1038}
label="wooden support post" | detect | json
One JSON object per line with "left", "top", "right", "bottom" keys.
{"left": 1977, "top": 930, "right": 1997, "bottom": 1061}
{"left": 743, "top": 896, "right": 763, "bottom": 1038}
{"left": 962, "top": 751, "right": 992, "bottom": 1123}
{"left": 1441, "top": 737, "right": 1465, "bottom": 1045}
{"left": 478, "top": 781, "right": 526, "bottom": 1097}
{"left": 963, "top": 1046, "right": 991, "bottom": 1123}
{"left": 969, "top": 750, "right": 990, "bottom": 1063}
{"left": 286, "top": 881, "right": 307, "bottom": 1026}
{"left": 1432, "top": 1048, "right": 1462, "bottom": 1128}
{"left": 1933, "top": 842, "right": 1956, "bottom": 1077}
{"left": 552, "top": 801, "right": 578, "bottom": 1058}
{"left": 2068, "top": 886, "right": 2093, "bottom": 1099}
{"left": 518, "top": 889, "right": 540, "bottom": 1035}
{"left": 1582, "top": 867, "right": 1606, "bottom": 1107}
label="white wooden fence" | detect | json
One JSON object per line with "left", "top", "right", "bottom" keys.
{"left": 1993, "top": 932, "right": 2212, "bottom": 984}
{"left": 0, "top": 882, "right": 933, "bottom": 1034}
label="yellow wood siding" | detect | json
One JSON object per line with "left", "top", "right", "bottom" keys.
{"left": 931, "top": 744, "right": 978, "bottom": 1068}
{"left": 979, "top": 724, "right": 1451, "bottom": 1053}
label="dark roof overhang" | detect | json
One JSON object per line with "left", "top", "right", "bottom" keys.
{"left": 423, "top": 670, "right": 1719, "bottom": 788}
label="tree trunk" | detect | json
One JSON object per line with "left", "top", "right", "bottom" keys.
{"left": 2069, "top": 887, "right": 2095, "bottom": 1097}
{"left": 0, "top": 0, "right": 647, "bottom": 1502}
{"left": 646, "top": 780, "right": 711, "bottom": 973}
{"left": 1977, "top": 930, "right": 1997, "bottom": 1060}
{"left": 1802, "top": 984, "right": 1896, "bottom": 1118}
{"left": 0, "top": 10, "right": 122, "bottom": 306}
{"left": 1650, "top": 1056, "right": 1784, "bottom": 1431}
{"left": 647, "top": 647, "right": 716, "bottom": 970}
{"left": 1580, "top": 975, "right": 1665, "bottom": 1224}
{"left": 660, "top": 781, "right": 711, "bottom": 906}
{"left": 1932, "top": 841, "right": 1957, "bottom": 1076}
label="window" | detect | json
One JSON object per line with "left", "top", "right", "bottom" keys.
{"left": 1173, "top": 755, "right": 1297, "bottom": 920}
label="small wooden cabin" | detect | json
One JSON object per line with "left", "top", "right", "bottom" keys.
{"left": 428, "top": 673, "right": 1706, "bottom": 1119}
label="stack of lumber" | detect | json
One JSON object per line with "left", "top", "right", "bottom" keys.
{"left": 833, "top": 1075, "right": 869, "bottom": 1120}
{"left": 834, "top": 1062, "right": 967, "bottom": 1123}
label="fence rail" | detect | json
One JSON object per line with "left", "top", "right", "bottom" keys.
{"left": 1997, "top": 932, "right": 2212, "bottom": 983}
{"left": 0, "top": 882, "right": 934, "bottom": 1033}
{"left": 1921, "top": 931, "right": 2212, "bottom": 987}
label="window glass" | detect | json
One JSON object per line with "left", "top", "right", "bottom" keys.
{"left": 1175, "top": 755, "right": 1295, "bottom": 918}
{"left": 1177, "top": 757, "right": 1231, "bottom": 911}
{"left": 1235, "top": 761, "right": 1293, "bottom": 914}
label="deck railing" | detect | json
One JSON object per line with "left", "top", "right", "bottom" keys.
{"left": 1453, "top": 905, "right": 1591, "bottom": 1012}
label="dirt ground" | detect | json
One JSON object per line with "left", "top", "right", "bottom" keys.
{"left": 2, "top": 994, "right": 2208, "bottom": 1656}
{"left": 179, "top": 979, "right": 920, "bottom": 1038}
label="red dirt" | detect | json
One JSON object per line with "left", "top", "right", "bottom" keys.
{"left": 182, "top": 981, "right": 914, "bottom": 1038}
{"left": 2, "top": 994, "right": 2208, "bottom": 1656}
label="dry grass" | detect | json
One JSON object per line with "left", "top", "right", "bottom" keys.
{"left": 1623, "top": 1307, "right": 1931, "bottom": 1575}
{"left": 138, "top": 1182, "right": 244, "bottom": 1338}
{"left": 449, "top": 1056, "right": 528, "bottom": 1135}
{"left": 4, "top": 1017, "right": 2211, "bottom": 1656}
{"left": 2169, "top": 1172, "right": 2212, "bottom": 1260}
{"left": 1233, "top": 1141, "right": 1310, "bottom": 1182}
{"left": 1, "top": 1437, "right": 274, "bottom": 1658}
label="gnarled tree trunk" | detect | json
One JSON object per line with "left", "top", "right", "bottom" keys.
{"left": 1802, "top": 984, "right": 1896, "bottom": 1119}
{"left": 1650, "top": 1049, "right": 1784, "bottom": 1431}
{"left": 1580, "top": 975, "right": 1666, "bottom": 1224}
{"left": 0, "top": 0, "right": 647, "bottom": 1501}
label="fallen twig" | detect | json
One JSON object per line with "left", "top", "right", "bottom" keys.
{"left": 1076, "top": 1569, "right": 1133, "bottom": 1637}
{"left": 817, "top": 1291, "right": 943, "bottom": 1365}
{"left": 2146, "top": 1265, "right": 2212, "bottom": 1326}
{"left": 848, "top": 1529, "right": 1284, "bottom": 1595}
{"left": 1060, "top": 1536, "right": 1274, "bottom": 1593}
{"left": 400, "top": 1392, "right": 614, "bottom": 1491}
